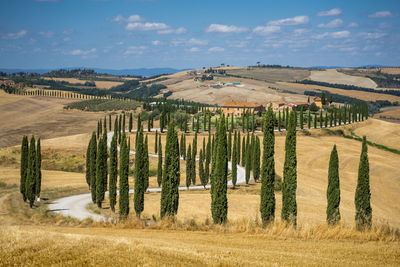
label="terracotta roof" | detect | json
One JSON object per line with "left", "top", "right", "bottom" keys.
{"left": 293, "top": 102, "right": 310, "bottom": 105}
{"left": 222, "top": 101, "right": 259, "bottom": 108}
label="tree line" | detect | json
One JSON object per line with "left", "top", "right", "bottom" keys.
{"left": 82, "top": 108, "right": 372, "bottom": 230}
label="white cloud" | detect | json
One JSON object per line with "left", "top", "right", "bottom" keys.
{"left": 188, "top": 47, "right": 200, "bottom": 52}
{"left": 294, "top": 28, "right": 310, "bottom": 35}
{"left": 112, "top": 14, "right": 142, "bottom": 23}
{"left": 348, "top": 22, "right": 359, "bottom": 28}
{"left": 318, "top": 18, "right": 343, "bottom": 28}
{"left": 158, "top": 27, "right": 187, "bottom": 34}
{"left": 63, "top": 37, "right": 71, "bottom": 42}
{"left": 208, "top": 46, "right": 225, "bottom": 52}
{"left": 152, "top": 40, "right": 161, "bottom": 45}
{"left": 125, "top": 22, "right": 168, "bottom": 31}
{"left": 116, "top": 41, "right": 124, "bottom": 45}
{"left": 228, "top": 41, "right": 248, "bottom": 48}
{"left": 124, "top": 46, "right": 147, "bottom": 55}
{"left": 315, "top": 30, "right": 350, "bottom": 39}
{"left": 39, "top": 31, "right": 55, "bottom": 38}
{"left": 206, "top": 24, "right": 248, "bottom": 33}
{"left": 2, "top": 30, "right": 27, "bottom": 40}
{"left": 368, "top": 11, "right": 393, "bottom": 18}
{"left": 253, "top": 25, "right": 281, "bottom": 35}
{"left": 268, "top": 16, "right": 309, "bottom": 26}
{"left": 317, "top": 8, "right": 342, "bottom": 17}
{"left": 63, "top": 28, "right": 74, "bottom": 35}
{"left": 363, "top": 32, "right": 387, "bottom": 39}
{"left": 188, "top": 38, "right": 208, "bottom": 45}
{"left": 68, "top": 48, "right": 96, "bottom": 56}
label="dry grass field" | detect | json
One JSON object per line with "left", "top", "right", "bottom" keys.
{"left": 0, "top": 224, "right": 399, "bottom": 266}
{"left": 309, "top": 69, "right": 377, "bottom": 88}
{"left": 0, "top": 93, "right": 106, "bottom": 148}
{"left": 41, "top": 77, "right": 123, "bottom": 89}
{"left": 374, "top": 106, "right": 400, "bottom": 121}
{"left": 226, "top": 67, "right": 311, "bottom": 82}
{"left": 277, "top": 81, "right": 400, "bottom": 103}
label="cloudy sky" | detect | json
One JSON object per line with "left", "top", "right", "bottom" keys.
{"left": 1, "top": 0, "right": 399, "bottom": 69}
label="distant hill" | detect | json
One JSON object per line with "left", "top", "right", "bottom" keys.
{"left": 0, "top": 67, "right": 188, "bottom": 77}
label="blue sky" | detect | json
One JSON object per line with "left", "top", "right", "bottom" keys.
{"left": 1, "top": 0, "right": 399, "bottom": 69}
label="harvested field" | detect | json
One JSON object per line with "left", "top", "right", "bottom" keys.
{"left": 42, "top": 77, "right": 123, "bottom": 89}
{"left": 309, "top": 69, "right": 377, "bottom": 89}
{"left": 277, "top": 81, "right": 400, "bottom": 103}
{"left": 0, "top": 95, "right": 106, "bottom": 148}
{"left": 374, "top": 106, "right": 400, "bottom": 121}
{"left": 226, "top": 67, "right": 310, "bottom": 82}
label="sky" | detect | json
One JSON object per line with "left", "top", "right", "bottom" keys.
{"left": 1, "top": 0, "right": 399, "bottom": 69}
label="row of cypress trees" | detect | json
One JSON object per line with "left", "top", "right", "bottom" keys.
{"left": 20, "top": 136, "right": 42, "bottom": 208}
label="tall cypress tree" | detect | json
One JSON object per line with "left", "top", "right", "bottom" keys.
{"left": 260, "top": 108, "right": 276, "bottom": 224}
{"left": 129, "top": 112, "right": 133, "bottom": 132}
{"left": 109, "top": 114, "right": 112, "bottom": 131}
{"left": 35, "top": 138, "right": 42, "bottom": 199}
{"left": 245, "top": 137, "right": 251, "bottom": 184}
{"left": 232, "top": 131, "right": 237, "bottom": 188}
{"left": 155, "top": 130, "right": 158, "bottom": 154}
{"left": 186, "top": 144, "right": 192, "bottom": 188}
{"left": 119, "top": 135, "right": 129, "bottom": 217}
{"left": 199, "top": 148, "right": 206, "bottom": 188}
{"left": 86, "top": 138, "right": 91, "bottom": 189}
{"left": 237, "top": 131, "right": 241, "bottom": 165}
{"left": 89, "top": 132, "right": 97, "bottom": 203}
{"left": 241, "top": 135, "right": 246, "bottom": 166}
{"left": 134, "top": 130, "right": 146, "bottom": 217}
{"left": 191, "top": 133, "right": 197, "bottom": 185}
{"left": 96, "top": 134, "right": 107, "bottom": 208}
{"left": 253, "top": 136, "right": 261, "bottom": 182}
{"left": 355, "top": 136, "right": 372, "bottom": 230}
{"left": 25, "top": 136, "right": 37, "bottom": 208}
{"left": 327, "top": 144, "right": 340, "bottom": 224}
{"left": 308, "top": 110, "right": 311, "bottom": 129}
{"left": 157, "top": 135, "right": 162, "bottom": 187}
{"left": 109, "top": 134, "right": 118, "bottom": 212}
{"left": 160, "top": 121, "right": 180, "bottom": 218}
{"left": 300, "top": 106, "right": 304, "bottom": 129}
{"left": 211, "top": 116, "right": 228, "bottom": 224}
{"left": 227, "top": 130, "right": 232, "bottom": 162}
{"left": 20, "top": 136, "right": 28, "bottom": 201}
{"left": 205, "top": 134, "right": 211, "bottom": 185}
{"left": 314, "top": 113, "right": 317, "bottom": 129}
{"left": 144, "top": 135, "right": 149, "bottom": 191}
{"left": 281, "top": 111, "right": 297, "bottom": 225}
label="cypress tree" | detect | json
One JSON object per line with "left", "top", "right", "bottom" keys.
{"left": 109, "top": 134, "right": 118, "bottom": 212}
{"left": 245, "top": 137, "right": 251, "bottom": 184}
{"left": 89, "top": 132, "right": 97, "bottom": 203}
{"left": 327, "top": 144, "right": 340, "bottom": 224}
{"left": 182, "top": 134, "right": 186, "bottom": 160}
{"left": 281, "top": 111, "right": 297, "bottom": 225}
{"left": 144, "top": 135, "right": 149, "bottom": 191}
{"left": 20, "top": 136, "right": 28, "bottom": 201}
{"left": 160, "top": 121, "right": 180, "bottom": 218}
{"left": 278, "top": 110, "right": 281, "bottom": 132}
{"left": 86, "top": 138, "right": 91, "bottom": 189}
{"left": 314, "top": 113, "right": 317, "bottom": 129}
{"left": 186, "top": 144, "right": 192, "bottom": 188}
{"left": 205, "top": 135, "right": 211, "bottom": 185}
{"left": 232, "top": 131, "right": 237, "bottom": 188}
{"left": 355, "top": 136, "right": 372, "bottom": 230}
{"left": 119, "top": 135, "right": 129, "bottom": 217}
{"left": 104, "top": 116, "right": 107, "bottom": 134}
{"left": 325, "top": 112, "right": 328, "bottom": 128}
{"left": 260, "top": 108, "right": 276, "bottom": 224}
{"left": 199, "top": 148, "right": 207, "bottom": 188}
{"left": 320, "top": 110, "right": 323, "bottom": 129}
{"left": 123, "top": 113, "right": 126, "bottom": 132}
{"left": 227, "top": 130, "right": 232, "bottom": 162}
{"left": 96, "top": 134, "right": 107, "bottom": 208}
{"left": 157, "top": 135, "right": 162, "bottom": 187}
{"left": 118, "top": 114, "right": 122, "bottom": 144}
{"left": 211, "top": 116, "right": 228, "bottom": 224}
{"left": 253, "top": 136, "right": 261, "bottom": 182}
{"left": 241, "top": 135, "right": 246, "bottom": 166}
{"left": 129, "top": 113, "right": 133, "bottom": 132}
{"left": 191, "top": 133, "right": 197, "bottom": 185}
{"left": 109, "top": 114, "right": 112, "bottom": 131}
{"left": 308, "top": 110, "right": 311, "bottom": 129}
{"left": 180, "top": 134, "right": 184, "bottom": 157}
{"left": 35, "top": 138, "right": 42, "bottom": 199}
{"left": 237, "top": 131, "right": 241, "bottom": 165}
{"left": 25, "top": 136, "right": 36, "bottom": 208}
{"left": 134, "top": 130, "right": 146, "bottom": 217}
{"left": 155, "top": 130, "right": 158, "bottom": 154}
{"left": 300, "top": 106, "right": 304, "bottom": 129}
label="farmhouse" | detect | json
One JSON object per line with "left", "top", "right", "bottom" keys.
{"left": 313, "top": 97, "right": 328, "bottom": 108}
{"left": 0, "top": 79, "right": 15, "bottom": 87}
{"left": 221, "top": 101, "right": 262, "bottom": 117}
